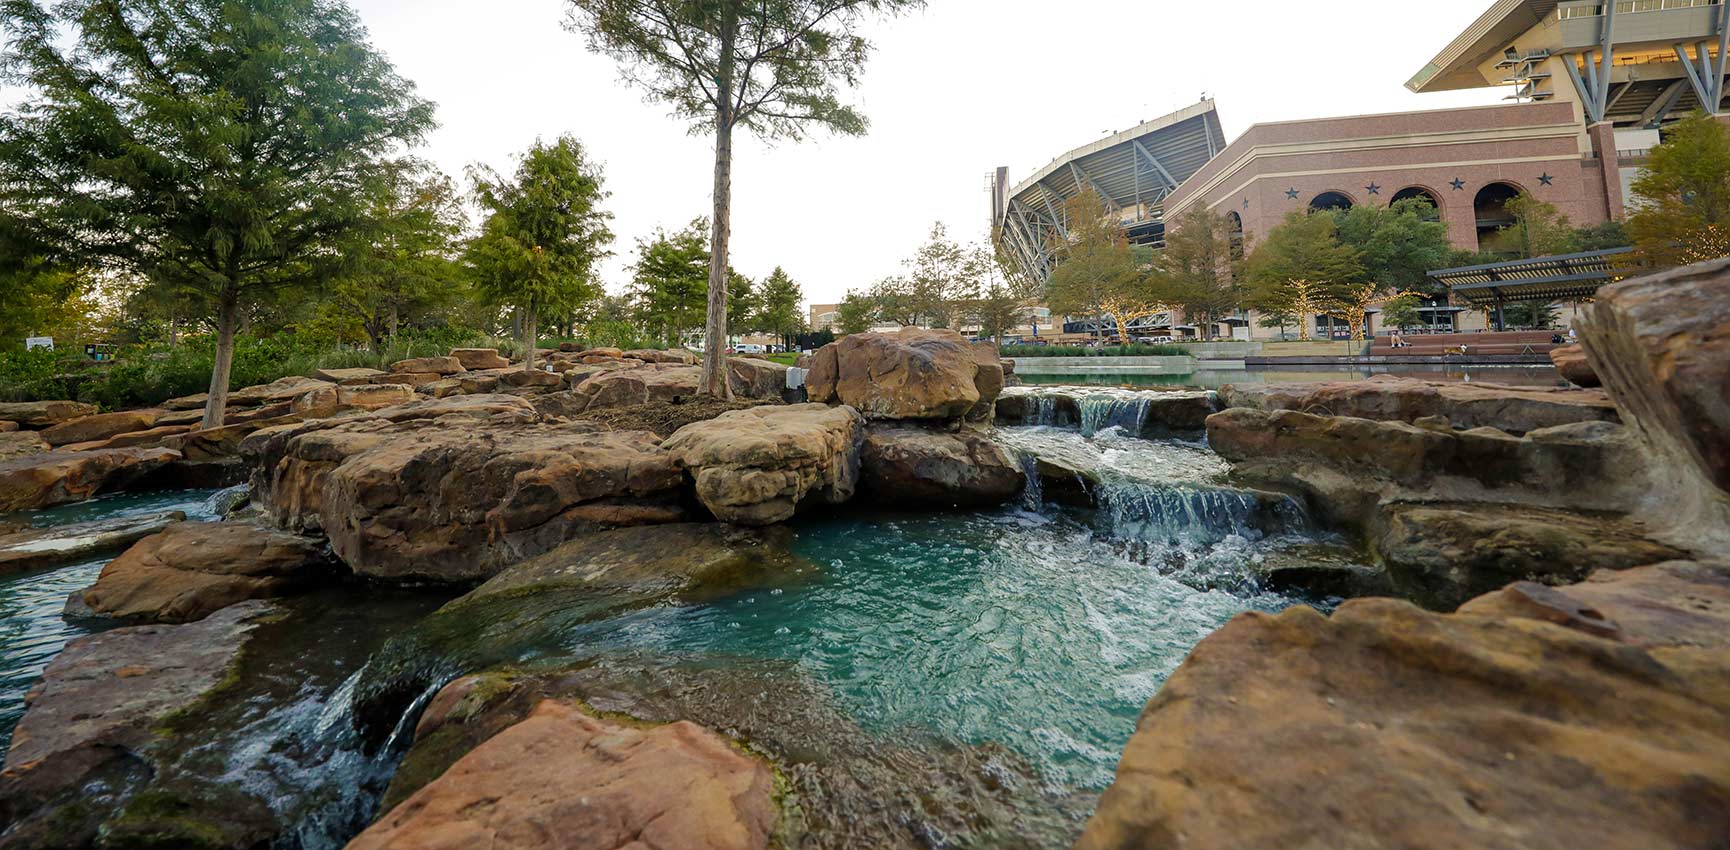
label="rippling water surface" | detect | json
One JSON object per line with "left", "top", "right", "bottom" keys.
{"left": 0, "top": 488, "right": 233, "bottom": 748}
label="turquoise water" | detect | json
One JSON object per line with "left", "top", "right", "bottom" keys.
{"left": 0, "top": 488, "right": 232, "bottom": 749}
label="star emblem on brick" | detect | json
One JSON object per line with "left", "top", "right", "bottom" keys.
{"left": 1538, "top": 173, "right": 1554, "bottom": 186}
{"left": 1365, "top": 183, "right": 1381, "bottom": 195}
{"left": 1243, "top": 197, "right": 1250, "bottom": 209}
{"left": 1449, "top": 178, "right": 1466, "bottom": 190}
{"left": 1285, "top": 187, "right": 1299, "bottom": 199}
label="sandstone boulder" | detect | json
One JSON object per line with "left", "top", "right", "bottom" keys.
{"left": 314, "top": 366, "right": 386, "bottom": 383}
{"left": 498, "top": 368, "right": 563, "bottom": 389}
{"left": 1549, "top": 343, "right": 1599, "bottom": 387}
{"left": 161, "top": 392, "right": 209, "bottom": 411}
{"left": 0, "top": 420, "right": 14, "bottom": 432}
{"left": 0, "top": 511, "right": 184, "bottom": 576}
{"left": 0, "top": 431, "right": 48, "bottom": 462}
{"left": 361, "top": 371, "right": 445, "bottom": 388}
{"left": 245, "top": 399, "right": 685, "bottom": 581}
{"left": 77, "top": 520, "right": 333, "bottom": 623}
{"left": 1372, "top": 501, "right": 1686, "bottom": 610}
{"left": 1077, "top": 563, "right": 1730, "bottom": 850}
{"left": 39, "top": 409, "right": 164, "bottom": 447}
{"left": 1218, "top": 375, "right": 1617, "bottom": 434}
{"left": 1582, "top": 255, "right": 1730, "bottom": 505}
{"left": 290, "top": 383, "right": 416, "bottom": 418}
{"left": 347, "top": 700, "right": 777, "bottom": 850}
{"left": 860, "top": 425, "right": 1024, "bottom": 507}
{"left": 663, "top": 403, "right": 864, "bottom": 524}
{"left": 1205, "top": 409, "right": 1646, "bottom": 529}
{"left": 0, "top": 447, "right": 179, "bottom": 512}
{"left": 623, "top": 347, "right": 698, "bottom": 365}
{"left": 228, "top": 375, "right": 332, "bottom": 407}
{"left": 568, "top": 365, "right": 702, "bottom": 412}
{"left": 805, "top": 328, "right": 988, "bottom": 420}
{"left": 390, "top": 355, "right": 464, "bottom": 376}
{"left": 727, "top": 356, "right": 790, "bottom": 398}
{"left": 0, "top": 400, "right": 97, "bottom": 429}
{"left": 449, "top": 347, "right": 509, "bottom": 370}
{"left": 0, "top": 602, "right": 275, "bottom": 830}
{"left": 576, "top": 346, "right": 624, "bottom": 359}
{"left": 71, "top": 423, "right": 196, "bottom": 450}
{"left": 163, "top": 414, "right": 302, "bottom": 461}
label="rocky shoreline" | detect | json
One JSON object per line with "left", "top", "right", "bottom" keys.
{"left": 0, "top": 256, "right": 1727, "bottom": 849}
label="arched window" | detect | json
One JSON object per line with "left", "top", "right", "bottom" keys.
{"left": 1390, "top": 186, "right": 1442, "bottom": 221}
{"left": 1474, "top": 182, "right": 1523, "bottom": 252}
{"left": 1309, "top": 191, "right": 1354, "bottom": 212}
{"left": 1225, "top": 211, "right": 1245, "bottom": 262}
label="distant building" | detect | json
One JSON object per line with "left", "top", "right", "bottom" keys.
{"left": 992, "top": 0, "right": 1724, "bottom": 340}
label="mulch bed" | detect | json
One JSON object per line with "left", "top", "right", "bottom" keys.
{"left": 571, "top": 397, "right": 780, "bottom": 438}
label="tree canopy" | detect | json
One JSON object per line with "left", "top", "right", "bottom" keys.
{"left": 0, "top": 0, "right": 436, "bottom": 424}
{"left": 1044, "top": 190, "right": 1139, "bottom": 337}
{"left": 465, "top": 136, "right": 614, "bottom": 370}
{"left": 1629, "top": 110, "right": 1730, "bottom": 268}
{"left": 564, "top": 0, "right": 922, "bottom": 395}
{"left": 629, "top": 220, "right": 711, "bottom": 344}
{"left": 1331, "top": 199, "right": 1453, "bottom": 295}
{"left": 753, "top": 267, "right": 806, "bottom": 347}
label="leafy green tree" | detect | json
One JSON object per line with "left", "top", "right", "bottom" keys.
{"left": 1381, "top": 294, "right": 1422, "bottom": 331}
{"left": 0, "top": 0, "right": 435, "bottom": 426}
{"left": 1045, "top": 189, "right": 1139, "bottom": 340}
{"left": 1574, "top": 220, "right": 1630, "bottom": 251}
{"left": 754, "top": 267, "right": 806, "bottom": 349}
{"left": 1257, "top": 309, "right": 1296, "bottom": 340}
{"left": 1243, "top": 211, "right": 1364, "bottom": 341}
{"left": 1332, "top": 198, "right": 1453, "bottom": 295}
{"left": 629, "top": 221, "right": 711, "bottom": 345}
{"left": 325, "top": 163, "right": 468, "bottom": 350}
{"left": 1629, "top": 110, "right": 1730, "bottom": 268}
{"left": 868, "top": 276, "right": 922, "bottom": 327}
{"left": 565, "top": 0, "right": 922, "bottom": 396}
{"left": 465, "top": 136, "right": 614, "bottom": 371}
{"left": 905, "top": 223, "right": 982, "bottom": 329}
{"left": 1491, "top": 193, "right": 1577, "bottom": 259}
{"left": 836, "top": 290, "right": 876, "bottom": 334}
{"left": 727, "top": 271, "right": 758, "bottom": 334}
{"left": 0, "top": 213, "right": 96, "bottom": 352}
{"left": 1148, "top": 206, "right": 1239, "bottom": 339}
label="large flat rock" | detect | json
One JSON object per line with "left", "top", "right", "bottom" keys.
{"left": 805, "top": 328, "right": 993, "bottom": 421}
{"left": 77, "top": 519, "right": 332, "bottom": 623}
{"left": 0, "top": 510, "right": 184, "bottom": 576}
{"left": 1218, "top": 376, "right": 1616, "bottom": 434}
{"left": 663, "top": 403, "right": 864, "bottom": 525}
{"left": 1077, "top": 562, "right": 1730, "bottom": 850}
{"left": 859, "top": 424, "right": 1024, "bottom": 507}
{"left": 0, "top": 400, "right": 97, "bottom": 429}
{"left": 0, "top": 447, "right": 179, "bottom": 512}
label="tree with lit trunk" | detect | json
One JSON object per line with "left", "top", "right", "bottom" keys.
{"left": 564, "top": 0, "right": 923, "bottom": 396}
{"left": 465, "top": 137, "right": 613, "bottom": 372}
{"left": 1244, "top": 211, "right": 1363, "bottom": 341}
{"left": 0, "top": 0, "right": 434, "bottom": 427}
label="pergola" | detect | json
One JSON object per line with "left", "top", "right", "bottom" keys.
{"left": 1427, "top": 246, "right": 1635, "bottom": 326}
{"left": 997, "top": 101, "right": 1227, "bottom": 284}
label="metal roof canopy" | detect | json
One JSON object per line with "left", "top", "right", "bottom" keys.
{"left": 1428, "top": 246, "right": 1635, "bottom": 305}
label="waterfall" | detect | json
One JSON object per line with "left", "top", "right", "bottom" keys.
{"left": 1092, "top": 479, "right": 1305, "bottom": 547}
{"left": 1077, "top": 394, "right": 1150, "bottom": 438}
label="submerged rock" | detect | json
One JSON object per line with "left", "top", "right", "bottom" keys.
{"left": 348, "top": 699, "right": 778, "bottom": 850}
{"left": 0, "top": 447, "right": 179, "bottom": 512}
{"left": 0, "top": 510, "right": 185, "bottom": 576}
{"left": 0, "top": 601, "right": 279, "bottom": 848}
{"left": 1077, "top": 562, "right": 1730, "bottom": 850}
{"left": 1218, "top": 376, "right": 1616, "bottom": 434}
{"left": 805, "top": 327, "right": 992, "bottom": 421}
{"left": 245, "top": 396, "right": 685, "bottom": 582}
{"left": 662, "top": 404, "right": 864, "bottom": 524}
{"left": 859, "top": 424, "right": 1024, "bottom": 507}
{"left": 76, "top": 519, "right": 334, "bottom": 623}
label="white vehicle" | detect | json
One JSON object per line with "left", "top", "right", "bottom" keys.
{"left": 735, "top": 343, "right": 766, "bottom": 354}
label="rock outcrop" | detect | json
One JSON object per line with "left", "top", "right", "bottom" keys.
{"left": 1580, "top": 255, "right": 1730, "bottom": 550}
{"left": 805, "top": 328, "right": 998, "bottom": 421}
{"left": 39, "top": 409, "right": 163, "bottom": 447}
{"left": 347, "top": 700, "right": 776, "bottom": 850}
{"left": 0, "top": 400, "right": 97, "bottom": 429}
{"left": 227, "top": 374, "right": 332, "bottom": 407}
{"left": 245, "top": 396, "right": 686, "bottom": 581}
{"left": 1549, "top": 342, "right": 1599, "bottom": 387}
{"left": 390, "top": 355, "right": 464, "bottom": 376}
{"left": 76, "top": 520, "right": 333, "bottom": 623}
{"left": 0, "top": 602, "right": 276, "bottom": 842}
{"left": 289, "top": 382, "right": 416, "bottom": 418}
{"left": 0, "top": 431, "right": 48, "bottom": 462}
{"left": 1076, "top": 561, "right": 1730, "bottom": 850}
{"left": 0, "top": 511, "right": 184, "bottom": 576}
{"left": 662, "top": 404, "right": 864, "bottom": 524}
{"left": 859, "top": 425, "right": 1024, "bottom": 507}
{"left": 449, "top": 348, "right": 509, "bottom": 370}
{"left": 0, "top": 447, "right": 179, "bottom": 512}
{"left": 1218, "top": 375, "right": 1616, "bottom": 434}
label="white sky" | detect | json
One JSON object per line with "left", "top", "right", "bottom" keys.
{"left": 19, "top": 0, "right": 1510, "bottom": 308}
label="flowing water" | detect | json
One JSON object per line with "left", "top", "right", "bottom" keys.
{"left": 0, "top": 487, "right": 241, "bottom": 748}
{"left": 0, "top": 414, "right": 1365, "bottom": 844}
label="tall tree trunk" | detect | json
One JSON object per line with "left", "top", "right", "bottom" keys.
{"left": 201, "top": 289, "right": 239, "bottom": 430}
{"left": 701, "top": 24, "right": 737, "bottom": 399}
{"left": 522, "top": 303, "right": 538, "bottom": 372}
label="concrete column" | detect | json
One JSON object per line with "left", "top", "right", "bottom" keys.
{"left": 1588, "top": 121, "right": 1626, "bottom": 221}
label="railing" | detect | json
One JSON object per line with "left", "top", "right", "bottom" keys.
{"left": 1559, "top": 0, "right": 1718, "bottom": 19}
